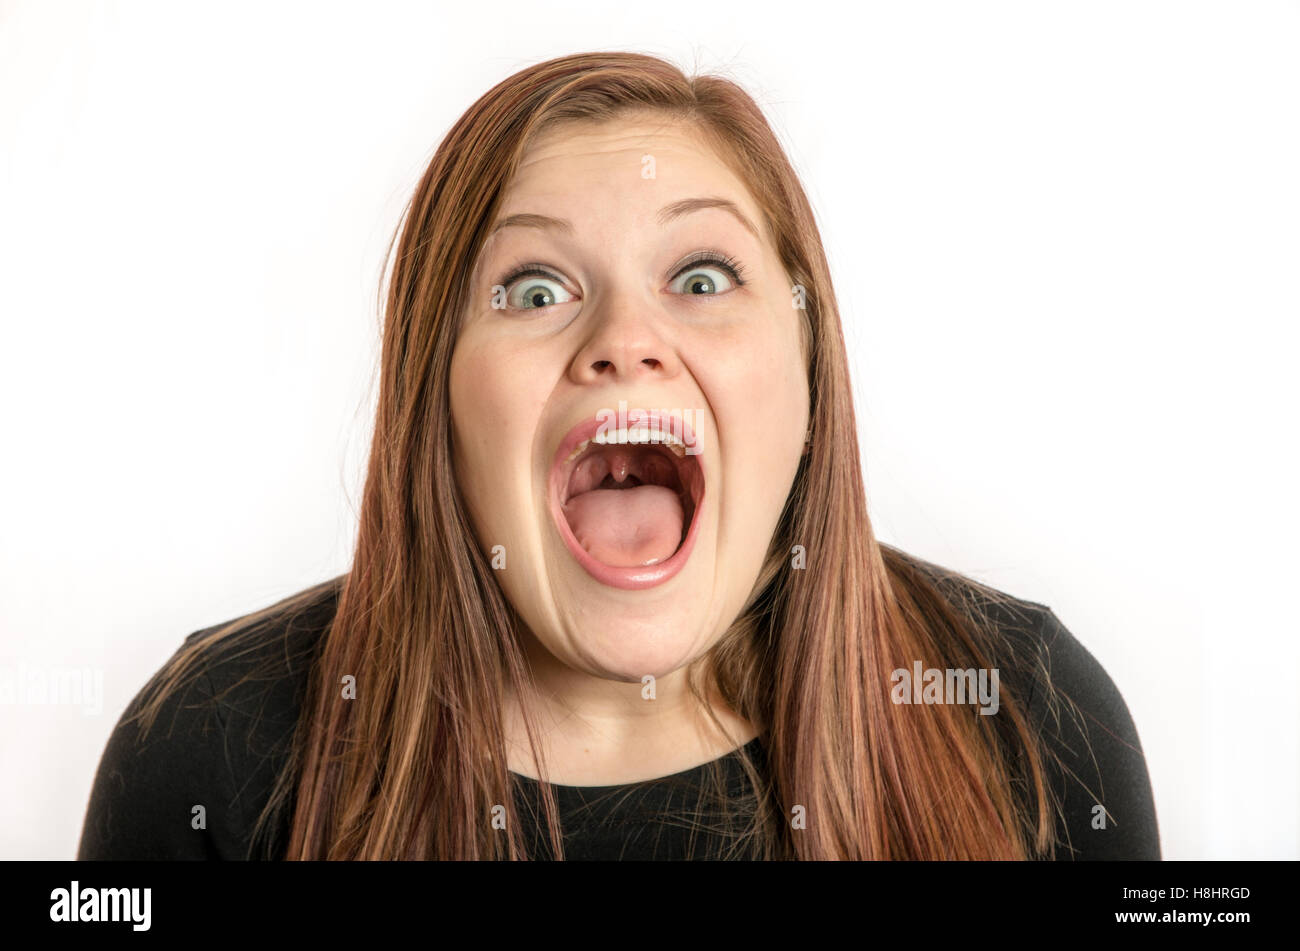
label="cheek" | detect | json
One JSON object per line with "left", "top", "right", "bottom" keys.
{"left": 706, "top": 311, "right": 809, "bottom": 447}
{"left": 703, "top": 311, "right": 809, "bottom": 526}
{"left": 449, "top": 337, "right": 543, "bottom": 531}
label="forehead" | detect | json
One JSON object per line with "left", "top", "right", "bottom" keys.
{"left": 479, "top": 117, "right": 772, "bottom": 265}
{"left": 501, "top": 116, "right": 757, "bottom": 214}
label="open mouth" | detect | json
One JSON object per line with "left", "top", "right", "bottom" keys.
{"left": 548, "top": 411, "right": 705, "bottom": 590}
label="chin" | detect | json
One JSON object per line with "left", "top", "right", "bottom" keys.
{"left": 558, "top": 612, "right": 714, "bottom": 683}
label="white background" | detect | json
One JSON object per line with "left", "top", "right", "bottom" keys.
{"left": 1, "top": 0, "right": 1296, "bottom": 860}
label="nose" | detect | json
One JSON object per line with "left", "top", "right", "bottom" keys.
{"left": 567, "top": 293, "right": 682, "bottom": 385}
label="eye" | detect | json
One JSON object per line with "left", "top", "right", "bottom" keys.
{"left": 498, "top": 265, "right": 577, "bottom": 311}
{"left": 668, "top": 252, "right": 748, "bottom": 296}
{"left": 493, "top": 251, "right": 749, "bottom": 312}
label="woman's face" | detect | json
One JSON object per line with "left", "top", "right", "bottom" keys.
{"left": 449, "top": 115, "right": 809, "bottom": 685}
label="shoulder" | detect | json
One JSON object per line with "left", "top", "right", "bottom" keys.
{"left": 887, "top": 549, "right": 1160, "bottom": 859}
{"left": 1022, "top": 604, "right": 1161, "bottom": 859}
{"left": 938, "top": 570, "right": 1161, "bottom": 860}
{"left": 181, "top": 578, "right": 340, "bottom": 745}
{"left": 77, "top": 579, "right": 341, "bottom": 860}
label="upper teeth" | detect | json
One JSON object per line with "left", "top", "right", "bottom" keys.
{"left": 566, "top": 426, "right": 688, "bottom": 463}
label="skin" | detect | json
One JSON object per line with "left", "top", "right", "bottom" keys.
{"left": 448, "top": 115, "right": 810, "bottom": 785}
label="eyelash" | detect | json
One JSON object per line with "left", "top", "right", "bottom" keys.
{"left": 496, "top": 250, "right": 748, "bottom": 304}
{"left": 676, "top": 250, "right": 749, "bottom": 288}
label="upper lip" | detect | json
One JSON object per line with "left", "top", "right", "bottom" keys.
{"left": 548, "top": 409, "right": 704, "bottom": 510}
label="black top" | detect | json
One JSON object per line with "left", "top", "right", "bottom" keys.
{"left": 77, "top": 581, "right": 1161, "bottom": 860}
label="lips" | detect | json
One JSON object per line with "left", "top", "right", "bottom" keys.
{"left": 548, "top": 410, "right": 705, "bottom": 590}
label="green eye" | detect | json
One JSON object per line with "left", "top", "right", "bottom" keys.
{"left": 494, "top": 250, "right": 748, "bottom": 313}
{"left": 668, "top": 252, "right": 748, "bottom": 296}
{"left": 498, "top": 266, "right": 576, "bottom": 311}
{"left": 511, "top": 277, "right": 574, "bottom": 310}
{"left": 671, "top": 266, "right": 733, "bottom": 295}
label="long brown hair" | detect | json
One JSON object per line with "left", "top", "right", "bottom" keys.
{"left": 134, "top": 51, "right": 1063, "bottom": 859}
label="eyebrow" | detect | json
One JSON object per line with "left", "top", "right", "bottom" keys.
{"left": 488, "top": 196, "right": 761, "bottom": 240}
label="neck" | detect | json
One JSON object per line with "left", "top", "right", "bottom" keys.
{"left": 503, "top": 629, "right": 758, "bottom": 786}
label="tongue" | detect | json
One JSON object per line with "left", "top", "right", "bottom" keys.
{"left": 563, "top": 484, "right": 685, "bottom": 567}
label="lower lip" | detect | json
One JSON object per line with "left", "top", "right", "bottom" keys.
{"left": 548, "top": 451, "right": 705, "bottom": 591}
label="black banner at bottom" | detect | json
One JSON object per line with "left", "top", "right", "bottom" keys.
{"left": 3, "top": 859, "right": 1286, "bottom": 939}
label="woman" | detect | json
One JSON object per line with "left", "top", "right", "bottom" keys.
{"left": 78, "top": 51, "right": 1160, "bottom": 860}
